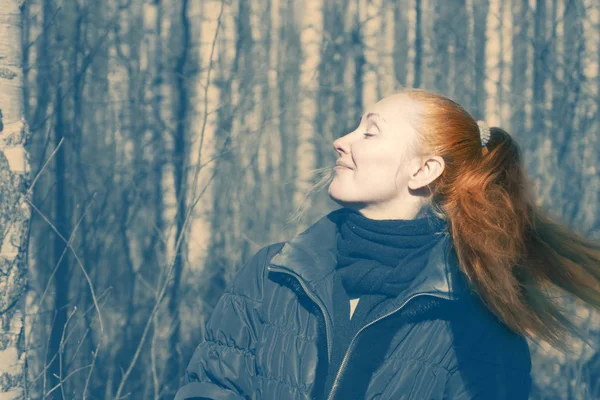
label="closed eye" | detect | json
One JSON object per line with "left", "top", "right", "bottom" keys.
{"left": 363, "top": 132, "right": 375, "bottom": 138}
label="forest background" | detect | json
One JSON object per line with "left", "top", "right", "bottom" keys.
{"left": 0, "top": 0, "right": 599, "bottom": 398}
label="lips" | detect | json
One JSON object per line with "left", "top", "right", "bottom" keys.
{"left": 335, "top": 160, "right": 353, "bottom": 170}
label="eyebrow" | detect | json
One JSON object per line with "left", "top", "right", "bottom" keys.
{"left": 362, "top": 113, "right": 385, "bottom": 128}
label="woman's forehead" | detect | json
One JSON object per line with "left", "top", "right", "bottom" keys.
{"left": 362, "top": 96, "right": 416, "bottom": 127}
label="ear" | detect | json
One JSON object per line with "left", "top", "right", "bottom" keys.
{"left": 407, "top": 155, "right": 445, "bottom": 191}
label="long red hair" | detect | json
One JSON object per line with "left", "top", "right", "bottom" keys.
{"left": 404, "top": 88, "right": 600, "bottom": 353}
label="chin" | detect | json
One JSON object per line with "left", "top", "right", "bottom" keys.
{"left": 327, "top": 182, "right": 345, "bottom": 201}
{"left": 327, "top": 187, "right": 364, "bottom": 209}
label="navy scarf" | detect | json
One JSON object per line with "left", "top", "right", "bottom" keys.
{"left": 321, "top": 207, "right": 448, "bottom": 399}
{"left": 336, "top": 207, "right": 448, "bottom": 297}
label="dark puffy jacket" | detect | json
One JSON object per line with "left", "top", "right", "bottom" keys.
{"left": 175, "top": 209, "right": 532, "bottom": 399}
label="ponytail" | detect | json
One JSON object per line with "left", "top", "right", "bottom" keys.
{"left": 438, "top": 125, "right": 600, "bottom": 354}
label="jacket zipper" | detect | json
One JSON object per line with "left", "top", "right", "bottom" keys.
{"left": 325, "top": 292, "right": 451, "bottom": 400}
{"left": 267, "top": 265, "right": 333, "bottom": 363}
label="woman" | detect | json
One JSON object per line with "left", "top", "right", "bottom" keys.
{"left": 175, "top": 89, "right": 600, "bottom": 399}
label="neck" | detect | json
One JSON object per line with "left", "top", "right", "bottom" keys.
{"left": 349, "top": 202, "right": 436, "bottom": 221}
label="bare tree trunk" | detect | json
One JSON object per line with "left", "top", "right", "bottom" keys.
{"left": 277, "top": 0, "right": 301, "bottom": 233}
{"left": 451, "top": 0, "right": 471, "bottom": 103}
{"left": 351, "top": 2, "right": 364, "bottom": 121}
{"left": 413, "top": 0, "right": 422, "bottom": 88}
{"left": 472, "top": 0, "right": 489, "bottom": 119}
{"left": 21, "top": 0, "right": 29, "bottom": 122}
{"left": 432, "top": 0, "right": 450, "bottom": 95}
{"left": 559, "top": 0, "right": 585, "bottom": 223}
{"left": 147, "top": 0, "right": 166, "bottom": 288}
{"left": 31, "top": 0, "right": 51, "bottom": 134}
{"left": 531, "top": 0, "right": 547, "bottom": 174}
{"left": 167, "top": 0, "right": 190, "bottom": 391}
{"left": 392, "top": 0, "right": 408, "bottom": 88}
{"left": 48, "top": 60, "right": 68, "bottom": 400}
{"left": 510, "top": 0, "right": 529, "bottom": 138}
{"left": 0, "top": 0, "right": 31, "bottom": 397}
{"left": 532, "top": 0, "right": 547, "bottom": 127}
{"left": 496, "top": 0, "right": 506, "bottom": 119}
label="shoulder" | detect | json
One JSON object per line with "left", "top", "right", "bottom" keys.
{"left": 226, "top": 242, "right": 286, "bottom": 302}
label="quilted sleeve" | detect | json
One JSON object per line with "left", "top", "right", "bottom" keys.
{"left": 174, "top": 243, "right": 283, "bottom": 400}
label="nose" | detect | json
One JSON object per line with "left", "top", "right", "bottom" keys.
{"left": 333, "top": 134, "right": 350, "bottom": 156}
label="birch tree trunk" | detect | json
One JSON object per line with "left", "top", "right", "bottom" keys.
{"left": 0, "top": 0, "right": 31, "bottom": 398}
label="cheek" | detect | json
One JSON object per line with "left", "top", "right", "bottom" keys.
{"left": 355, "top": 146, "right": 409, "bottom": 191}
{"left": 354, "top": 147, "right": 398, "bottom": 177}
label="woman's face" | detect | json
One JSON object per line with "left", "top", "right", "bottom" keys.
{"left": 328, "top": 94, "right": 427, "bottom": 214}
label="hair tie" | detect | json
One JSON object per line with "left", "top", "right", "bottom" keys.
{"left": 477, "top": 120, "right": 491, "bottom": 147}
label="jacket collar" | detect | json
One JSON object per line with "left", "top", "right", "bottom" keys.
{"left": 269, "top": 208, "right": 470, "bottom": 303}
